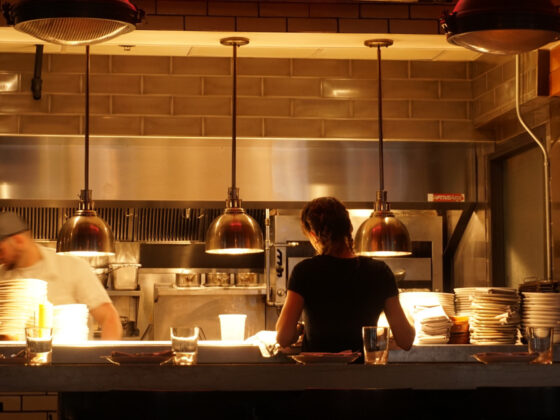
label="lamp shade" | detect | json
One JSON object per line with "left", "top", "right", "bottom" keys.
{"left": 205, "top": 207, "right": 264, "bottom": 255}
{"left": 354, "top": 211, "right": 411, "bottom": 257}
{"left": 3, "top": 0, "right": 143, "bottom": 45}
{"left": 441, "top": 0, "right": 560, "bottom": 54}
{"left": 56, "top": 209, "right": 115, "bottom": 256}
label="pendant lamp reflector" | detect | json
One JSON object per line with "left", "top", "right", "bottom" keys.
{"left": 441, "top": 0, "right": 560, "bottom": 54}
{"left": 57, "top": 209, "right": 115, "bottom": 256}
{"left": 3, "top": 0, "right": 143, "bottom": 45}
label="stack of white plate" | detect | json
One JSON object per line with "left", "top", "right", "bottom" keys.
{"left": 454, "top": 287, "right": 479, "bottom": 317}
{"left": 400, "top": 292, "right": 455, "bottom": 318}
{"left": 53, "top": 304, "right": 89, "bottom": 343}
{"left": 469, "top": 288, "right": 520, "bottom": 345}
{"left": 399, "top": 292, "right": 455, "bottom": 344}
{"left": 412, "top": 305, "right": 453, "bottom": 344}
{"left": 521, "top": 292, "right": 560, "bottom": 343}
{"left": 0, "top": 279, "right": 47, "bottom": 340}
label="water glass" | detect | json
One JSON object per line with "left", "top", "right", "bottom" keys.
{"left": 362, "top": 326, "right": 389, "bottom": 365}
{"left": 170, "top": 326, "right": 200, "bottom": 366}
{"left": 25, "top": 327, "right": 53, "bottom": 366}
{"left": 527, "top": 327, "right": 554, "bottom": 365}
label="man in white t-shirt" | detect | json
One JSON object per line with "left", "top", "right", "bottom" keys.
{"left": 0, "top": 212, "right": 122, "bottom": 340}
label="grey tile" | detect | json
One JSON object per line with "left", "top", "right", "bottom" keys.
{"left": 264, "top": 78, "right": 321, "bottom": 97}
{"left": 322, "top": 79, "right": 376, "bottom": 99}
{"left": 264, "top": 118, "right": 322, "bottom": 137}
{"left": 293, "top": 99, "right": 352, "bottom": 118}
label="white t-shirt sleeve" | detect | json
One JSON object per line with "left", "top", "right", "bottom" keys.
{"left": 62, "top": 255, "right": 112, "bottom": 311}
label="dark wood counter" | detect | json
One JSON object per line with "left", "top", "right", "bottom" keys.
{"left": 1, "top": 362, "right": 560, "bottom": 392}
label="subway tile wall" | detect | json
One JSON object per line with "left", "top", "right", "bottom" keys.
{"left": 0, "top": 392, "right": 57, "bottom": 420}
{"left": 0, "top": 53, "right": 495, "bottom": 142}
{"left": 133, "top": 0, "right": 451, "bottom": 34}
{"left": 470, "top": 51, "right": 542, "bottom": 140}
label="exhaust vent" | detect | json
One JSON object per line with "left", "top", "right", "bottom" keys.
{"left": 133, "top": 208, "right": 203, "bottom": 242}
{"left": 0, "top": 206, "right": 266, "bottom": 243}
{"left": 0, "top": 206, "right": 59, "bottom": 240}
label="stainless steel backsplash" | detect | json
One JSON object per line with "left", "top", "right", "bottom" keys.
{"left": 0, "top": 136, "right": 484, "bottom": 204}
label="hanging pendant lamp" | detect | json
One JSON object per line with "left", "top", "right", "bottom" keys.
{"left": 2, "top": 0, "right": 143, "bottom": 46}
{"left": 57, "top": 45, "right": 115, "bottom": 256}
{"left": 355, "top": 39, "right": 411, "bottom": 258}
{"left": 205, "top": 37, "right": 264, "bottom": 255}
{"left": 441, "top": 0, "right": 560, "bottom": 55}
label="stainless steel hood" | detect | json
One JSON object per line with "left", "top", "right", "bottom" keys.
{"left": 0, "top": 136, "right": 482, "bottom": 206}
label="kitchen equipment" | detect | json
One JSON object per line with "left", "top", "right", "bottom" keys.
{"left": 393, "top": 269, "right": 406, "bottom": 286}
{"left": 94, "top": 267, "right": 110, "bottom": 288}
{"left": 235, "top": 272, "right": 259, "bottom": 287}
{"left": 175, "top": 272, "right": 201, "bottom": 288}
{"left": 121, "top": 316, "right": 140, "bottom": 338}
{"left": 205, "top": 272, "right": 231, "bottom": 287}
{"left": 109, "top": 263, "right": 141, "bottom": 290}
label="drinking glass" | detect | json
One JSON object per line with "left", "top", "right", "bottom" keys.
{"left": 170, "top": 326, "right": 200, "bottom": 366}
{"left": 362, "top": 326, "right": 389, "bottom": 365}
{"left": 25, "top": 327, "right": 53, "bottom": 366}
{"left": 527, "top": 327, "right": 554, "bottom": 365}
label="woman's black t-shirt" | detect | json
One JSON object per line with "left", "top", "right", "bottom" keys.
{"left": 288, "top": 255, "right": 398, "bottom": 353}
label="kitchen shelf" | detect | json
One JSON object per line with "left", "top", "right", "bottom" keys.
{"left": 155, "top": 285, "right": 266, "bottom": 299}
{"left": 107, "top": 290, "right": 142, "bottom": 297}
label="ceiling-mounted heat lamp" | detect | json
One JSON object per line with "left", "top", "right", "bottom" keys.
{"left": 56, "top": 45, "right": 115, "bottom": 257}
{"left": 442, "top": 1, "right": 557, "bottom": 281}
{"left": 2, "top": 0, "right": 144, "bottom": 46}
{"left": 205, "top": 38, "right": 264, "bottom": 255}
{"left": 441, "top": 0, "right": 560, "bottom": 55}
{"left": 354, "top": 39, "right": 412, "bottom": 258}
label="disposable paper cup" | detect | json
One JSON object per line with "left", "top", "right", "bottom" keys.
{"left": 219, "top": 314, "right": 247, "bottom": 341}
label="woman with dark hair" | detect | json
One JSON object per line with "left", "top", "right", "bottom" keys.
{"left": 276, "top": 197, "right": 415, "bottom": 352}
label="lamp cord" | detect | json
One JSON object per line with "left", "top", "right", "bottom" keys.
{"left": 515, "top": 54, "right": 552, "bottom": 282}
{"left": 231, "top": 42, "right": 238, "bottom": 192}
{"left": 377, "top": 44, "right": 384, "bottom": 192}
{"left": 84, "top": 44, "right": 90, "bottom": 194}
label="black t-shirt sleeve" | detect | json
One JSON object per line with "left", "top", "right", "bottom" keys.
{"left": 287, "top": 260, "right": 308, "bottom": 298}
{"left": 372, "top": 259, "right": 399, "bottom": 300}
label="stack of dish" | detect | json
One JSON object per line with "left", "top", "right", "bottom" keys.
{"left": 412, "top": 305, "right": 452, "bottom": 344}
{"left": 399, "top": 292, "right": 455, "bottom": 318}
{"left": 0, "top": 279, "right": 47, "bottom": 340}
{"left": 53, "top": 304, "right": 89, "bottom": 343}
{"left": 398, "top": 292, "right": 454, "bottom": 344}
{"left": 453, "top": 287, "right": 479, "bottom": 317}
{"left": 521, "top": 292, "right": 560, "bottom": 343}
{"left": 469, "top": 288, "right": 520, "bottom": 345}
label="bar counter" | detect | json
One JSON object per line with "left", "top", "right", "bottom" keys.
{"left": 3, "top": 342, "right": 560, "bottom": 419}
{"left": 0, "top": 342, "right": 559, "bottom": 392}
{"left": 2, "top": 361, "right": 560, "bottom": 393}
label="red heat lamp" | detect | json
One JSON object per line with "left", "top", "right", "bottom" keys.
{"left": 441, "top": 0, "right": 560, "bottom": 55}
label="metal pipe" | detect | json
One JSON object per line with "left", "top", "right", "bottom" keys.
{"left": 265, "top": 208, "right": 273, "bottom": 306}
{"left": 85, "top": 44, "right": 90, "bottom": 194}
{"left": 231, "top": 42, "right": 237, "bottom": 192}
{"left": 31, "top": 44, "right": 43, "bottom": 100}
{"left": 515, "top": 54, "right": 553, "bottom": 281}
{"left": 377, "top": 44, "right": 384, "bottom": 192}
